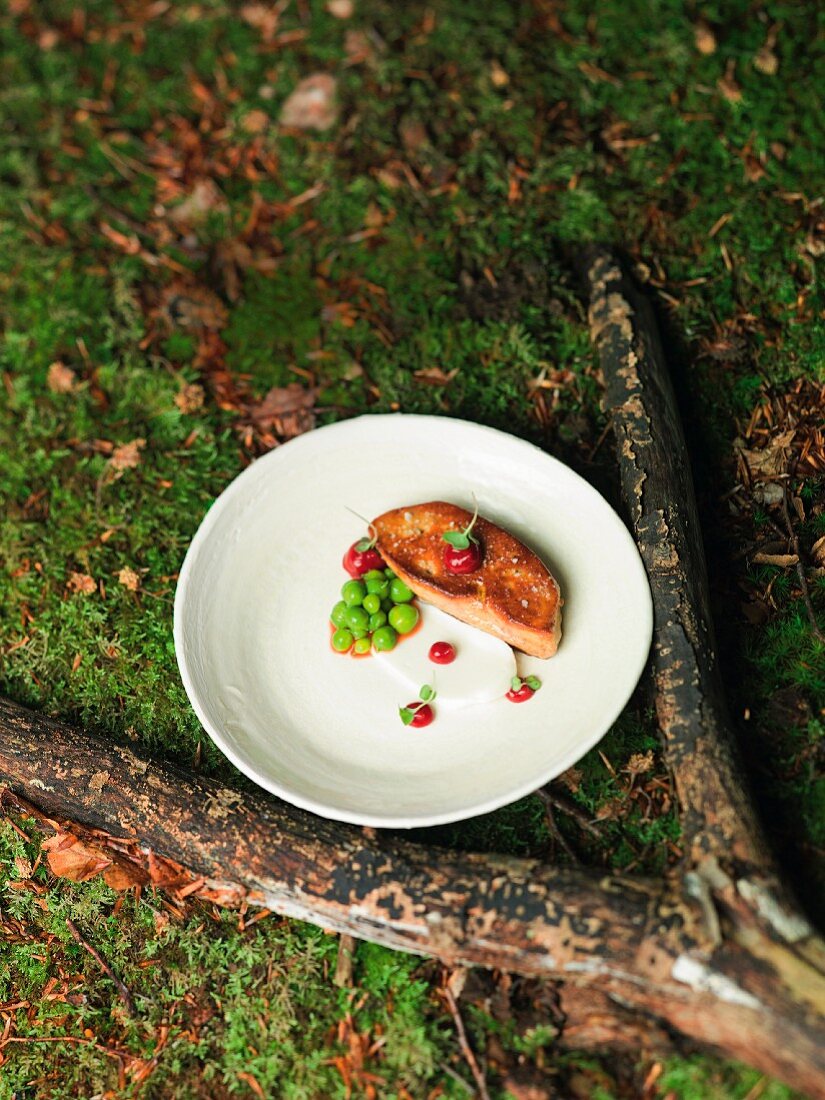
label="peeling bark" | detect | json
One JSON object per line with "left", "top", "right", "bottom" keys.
{"left": 2, "top": 249, "right": 825, "bottom": 1096}
{"left": 581, "top": 249, "right": 765, "bottom": 870}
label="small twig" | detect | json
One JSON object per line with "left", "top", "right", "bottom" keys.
{"left": 334, "top": 933, "right": 357, "bottom": 988}
{"left": 66, "top": 918, "right": 137, "bottom": 1017}
{"left": 0, "top": 1034, "right": 128, "bottom": 1060}
{"left": 587, "top": 414, "right": 614, "bottom": 460}
{"left": 438, "top": 1061, "right": 474, "bottom": 1094}
{"left": 541, "top": 785, "right": 603, "bottom": 837}
{"left": 535, "top": 789, "right": 579, "bottom": 862}
{"left": 442, "top": 982, "right": 491, "bottom": 1100}
{"left": 782, "top": 487, "right": 825, "bottom": 644}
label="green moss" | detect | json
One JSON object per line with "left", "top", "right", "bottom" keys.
{"left": 0, "top": 0, "right": 823, "bottom": 1094}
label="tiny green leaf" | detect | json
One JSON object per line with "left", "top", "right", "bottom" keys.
{"left": 355, "top": 537, "right": 374, "bottom": 552}
{"left": 399, "top": 707, "right": 414, "bottom": 725}
{"left": 419, "top": 684, "right": 434, "bottom": 702}
{"left": 511, "top": 676, "right": 523, "bottom": 691}
{"left": 442, "top": 530, "right": 470, "bottom": 549}
{"left": 525, "top": 675, "right": 542, "bottom": 691}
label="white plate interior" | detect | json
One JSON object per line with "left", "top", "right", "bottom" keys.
{"left": 174, "top": 415, "right": 653, "bottom": 827}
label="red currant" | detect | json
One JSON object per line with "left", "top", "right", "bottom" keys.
{"left": 406, "top": 703, "right": 434, "bottom": 728}
{"left": 506, "top": 684, "right": 535, "bottom": 703}
{"left": 443, "top": 541, "right": 482, "bottom": 575}
{"left": 342, "top": 541, "right": 385, "bottom": 578}
{"left": 429, "top": 641, "right": 456, "bottom": 665}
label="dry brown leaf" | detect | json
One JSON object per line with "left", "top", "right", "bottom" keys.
{"left": 198, "top": 880, "right": 249, "bottom": 907}
{"left": 148, "top": 849, "right": 192, "bottom": 889}
{"left": 754, "top": 45, "right": 778, "bottom": 75}
{"left": 737, "top": 428, "right": 796, "bottom": 479}
{"left": 741, "top": 599, "right": 771, "bottom": 625}
{"left": 344, "top": 29, "right": 373, "bottom": 65}
{"left": 100, "top": 221, "right": 141, "bottom": 255}
{"left": 413, "top": 366, "right": 459, "bottom": 386}
{"left": 247, "top": 383, "right": 317, "bottom": 440}
{"left": 594, "top": 798, "right": 623, "bottom": 821}
{"left": 718, "top": 60, "right": 742, "bottom": 102}
{"left": 241, "top": 109, "right": 269, "bottom": 135}
{"left": 109, "top": 438, "right": 146, "bottom": 471}
{"left": 117, "top": 567, "right": 140, "bottom": 591}
{"left": 625, "top": 751, "right": 654, "bottom": 779}
{"left": 14, "top": 856, "right": 33, "bottom": 878}
{"left": 811, "top": 535, "right": 825, "bottom": 566}
{"left": 237, "top": 1072, "right": 266, "bottom": 1099}
{"left": 446, "top": 967, "right": 468, "bottom": 999}
{"left": 279, "top": 74, "right": 337, "bottom": 131}
{"left": 399, "top": 117, "right": 428, "bottom": 153}
{"left": 38, "top": 27, "right": 59, "bottom": 50}
{"left": 160, "top": 283, "right": 228, "bottom": 332}
{"left": 694, "top": 19, "right": 717, "bottom": 54}
{"left": 577, "top": 60, "right": 622, "bottom": 86}
{"left": 103, "top": 862, "right": 149, "bottom": 890}
{"left": 168, "top": 179, "right": 227, "bottom": 226}
{"left": 754, "top": 26, "right": 779, "bottom": 75}
{"left": 47, "top": 361, "right": 77, "bottom": 393}
{"left": 240, "top": 3, "right": 280, "bottom": 40}
{"left": 175, "top": 382, "right": 205, "bottom": 413}
{"left": 559, "top": 766, "right": 582, "bottom": 792}
{"left": 490, "top": 59, "right": 510, "bottom": 86}
{"left": 364, "top": 201, "right": 386, "bottom": 228}
{"left": 501, "top": 1079, "right": 552, "bottom": 1100}
{"left": 43, "top": 834, "right": 111, "bottom": 882}
{"left": 67, "top": 571, "right": 96, "bottom": 595}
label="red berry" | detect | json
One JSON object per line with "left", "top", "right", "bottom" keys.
{"left": 342, "top": 541, "right": 385, "bottom": 577}
{"left": 406, "top": 703, "right": 434, "bottom": 728}
{"left": 506, "top": 684, "right": 535, "bottom": 703}
{"left": 429, "top": 641, "right": 456, "bottom": 665}
{"left": 443, "top": 541, "right": 482, "bottom": 575}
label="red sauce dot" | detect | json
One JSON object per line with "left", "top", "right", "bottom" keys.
{"left": 429, "top": 641, "right": 456, "bottom": 665}
{"left": 406, "top": 703, "right": 434, "bottom": 728}
{"left": 506, "top": 684, "right": 535, "bottom": 703}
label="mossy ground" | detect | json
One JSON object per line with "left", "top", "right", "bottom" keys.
{"left": 0, "top": 0, "right": 822, "bottom": 1096}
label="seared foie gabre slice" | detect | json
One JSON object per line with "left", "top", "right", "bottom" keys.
{"left": 372, "top": 502, "right": 562, "bottom": 659}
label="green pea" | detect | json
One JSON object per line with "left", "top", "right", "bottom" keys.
{"left": 351, "top": 626, "right": 368, "bottom": 640}
{"left": 331, "top": 629, "right": 354, "bottom": 652}
{"left": 353, "top": 636, "right": 372, "bottom": 655}
{"left": 346, "top": 606, "right": 370, "bottom": 633}
{"left": 330, "top": 601, "right": 349, "bottom": 628}
{"left": 362, "top": 569, "right": 385, "bottom": 581}
{"left": 389, "top": 603, "right": 419, "bottom": 635}
{"left": 372, "top": 625, "right": 398, "bottom": 652}
{"left": 341, "top": 579, "right": 366, "bottom": 607}
{"left": 362, "top": 593, "right": 381, "bottom": 615}
{"left": 365, "top": 576, "right": 389, "bottom": 598}
{"left": 389, "top": 578, "right": 414, "bottom": 603}
{"left": 369, "top": 611, "right": 387, "bottom": 631}
{"left": 384, "top": 567, "right": 396, "bottom": 579}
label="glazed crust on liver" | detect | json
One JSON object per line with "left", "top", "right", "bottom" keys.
{"left": 372, "top": 502, "right": 562, "bottom": 658}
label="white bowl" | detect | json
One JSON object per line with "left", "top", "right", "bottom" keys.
{"left": 174, "top": 414, "right": 652, "bottom": 827}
